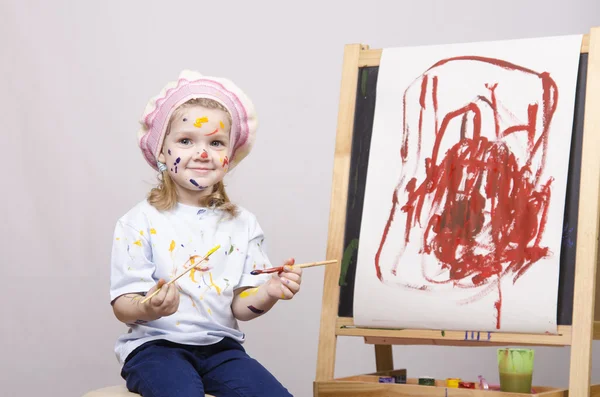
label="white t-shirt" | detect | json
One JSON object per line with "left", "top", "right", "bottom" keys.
{"left": 109, "top": 199, "right": 272, "bottom": 364}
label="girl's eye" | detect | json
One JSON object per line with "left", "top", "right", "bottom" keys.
{"left": 179, "top": 138, "right": 191, "bottom": 145}
{"left": 211, "top": 140, "right": 225, "bottom": 147}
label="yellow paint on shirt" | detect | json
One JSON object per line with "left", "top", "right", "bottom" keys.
{"left": 169, "top": 240, "right": 175, "bottom": 252}
{"left": 190, "top": 267, "right": 198, "bottom": 283}
{"left": 115, "top": 237, "right": 120, "bottom": 241}
{"left": 133, "top": 240, "right": 142, "bottom": 247}
{"left": 207, "top": 308, "right": 212, "bottom": 315}
{"left": 150, "top": 228, "right": 157, "bottom": 235}
{"left": 139, "top": 230, "right": 144, "bottom": 236}
{"left": 239, "top": 287, "right": 259, "bottom": 299}
{"left": 208, "top": 273, "right": 221, "bottom": 295}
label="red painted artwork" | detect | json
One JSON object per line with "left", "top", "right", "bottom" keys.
{"left": 374, "top": 56, "right": 558, "bottom": 329}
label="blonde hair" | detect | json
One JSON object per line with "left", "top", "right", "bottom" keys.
{"left": 147, "top": 98, "right": 238, "bottom": 217}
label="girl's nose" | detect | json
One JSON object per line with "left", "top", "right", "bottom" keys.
{"left": 193, "top": 149, "right": 209, "bottom": 161}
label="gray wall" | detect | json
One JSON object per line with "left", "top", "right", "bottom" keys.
{"left": 1, "top": 1, "right": 599, "bottom": 396}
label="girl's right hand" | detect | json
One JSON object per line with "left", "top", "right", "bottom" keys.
{"left": 144, "top": 279, "right": 180, "bottom": 320}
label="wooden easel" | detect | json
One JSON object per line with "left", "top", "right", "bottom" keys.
{"left": 314, "top": 27, "right": 600, "bottom": 397}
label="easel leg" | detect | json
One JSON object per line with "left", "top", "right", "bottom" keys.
{"left": 316, "top": 43, "right": 364, "bottom": 383}
{"left": 569, "top": 26, "right": 600, "bottom": 397}
{"left": 374, "top": 344, "right": 394, "bottom": 372}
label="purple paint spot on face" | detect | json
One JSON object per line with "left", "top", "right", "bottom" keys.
{"left": 168, "top": 149, "right": 171, "bottom": 155}
{"left": 183, "top": 118, "right": 187, "bottom": 122}
{"left": 189, "top": 179, "right": 206, "bottom": 190}
{"left": 175, "top": 157, "right": 181, "bottom": 164}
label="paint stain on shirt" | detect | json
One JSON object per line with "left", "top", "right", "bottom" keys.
{"left": 208, "top": 273, "right": 221, "bottom": 295}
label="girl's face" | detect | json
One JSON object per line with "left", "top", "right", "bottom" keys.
{"left": 158, "top": 105, "right": 231, "bottom": 205}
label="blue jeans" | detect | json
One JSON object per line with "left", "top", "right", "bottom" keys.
{"left": 121, "top": 338, "right": 293, "bottom": 397}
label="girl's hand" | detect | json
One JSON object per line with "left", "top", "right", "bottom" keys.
{"left": 144, "top": 279, "right": 180, "bottom": 319}
{"left": 266, "top": 258, "right": 302, "bottom": 300}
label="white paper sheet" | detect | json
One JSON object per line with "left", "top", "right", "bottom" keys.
{"left": 353, "top": 34, "right": 582, "bottom": 334}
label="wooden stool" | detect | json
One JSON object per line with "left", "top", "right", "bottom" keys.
{"left": 82, "top": 385, "right": 215, "bottom": 396}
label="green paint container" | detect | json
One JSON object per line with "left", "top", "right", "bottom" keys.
{"left": 497, "top": 348, "right": 535, "bottom": 393}
{"left": 418, "top": 377, "right": 435, "bottom": 386}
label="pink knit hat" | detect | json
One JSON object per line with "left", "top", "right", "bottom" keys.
{"left": 137, "top": 70, "right": 257, "bottom": 171}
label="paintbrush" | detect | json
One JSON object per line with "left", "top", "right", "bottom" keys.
{"left": 140, "top": 244, "right": 221, "bottom": 304}
{"left": 250, "top": 259, "right": 337, "bottom": 275}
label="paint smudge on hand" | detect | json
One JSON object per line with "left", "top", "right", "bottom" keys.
{"left": 239, "top": 287, "right": 259, "bottom": 298}
{"left": 247, "top": 305, "right": 264, "bottom": 314}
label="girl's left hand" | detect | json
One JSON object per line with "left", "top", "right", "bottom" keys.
{"left": 266, "top": 258, "right": 302, "bottom": 300}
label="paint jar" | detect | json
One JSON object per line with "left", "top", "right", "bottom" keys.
{"left": 458, "top": 381, "right": 475, "bottom": 389}
{"left": 394, "top": 374, "right": 406, "bottom": 384}
{"left": 418, "top": 377, "right": 435, "bottom": 386}
{"left": 497, "top": 348, "right": 535, "bottom": 393}
{"left": 378, "top": 376, "right": 394, "bottom": 383}
{"left": 446, "top": 378, "right": 461, "bottom": 388}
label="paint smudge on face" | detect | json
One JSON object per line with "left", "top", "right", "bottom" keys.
{"left": 222, "top": 156, "right": 229, "bottom": 169}
{"left": 247, "top": 305, "right": 264, "bottom": 314}
{"left": 183, "top": 118, "right": 187, "bottom": 122}
{"left": 201, "top": 150, "right": 208, "bottom": 159}
{"left": 194, "top": 117, "right": 209, "bottom": 128}
{"left": 173, "top": 157, "right": 181, "bottom": 173}
{"left": 239, "top": 287, "right": 259, "bottom": 298}
{"left": 205, "top": 128, "right": 218, "bottom": 136}
{"left": 190, "top": 179, "right": 207, "bottom": 189}
{"left": 168, "top": 149, "right": 172, "bottom": 156}
{"left": 219, "top": 121, "right": 225, "bottom": 129}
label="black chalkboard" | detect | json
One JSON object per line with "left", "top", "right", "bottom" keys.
{"left": 337, "top": 54, "right": 588, "bottom": 326}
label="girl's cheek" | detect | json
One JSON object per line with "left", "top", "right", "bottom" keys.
{"left": 220, "top": 155, "right": 230, "bottom": 171}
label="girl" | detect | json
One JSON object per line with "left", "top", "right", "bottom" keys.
{"left": 110, "top": 70, "right": 300, "bottom": 397}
